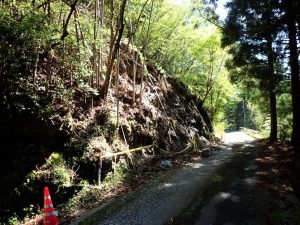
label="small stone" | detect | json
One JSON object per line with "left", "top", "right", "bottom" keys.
{"left": 198, "top": 136, "right": 210, "bottom": 149}
{"left": 159, "top": 160, "right": 173, "bottom": 168}
{"left": 190, "top": 119, "right": 196, "bottom": 124}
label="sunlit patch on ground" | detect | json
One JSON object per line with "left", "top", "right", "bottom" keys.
{"left": 224, "top": 131, "right": 255, "bottom": 144}
{"left": 164, "top": 183, "right": 173, "bottom": 188}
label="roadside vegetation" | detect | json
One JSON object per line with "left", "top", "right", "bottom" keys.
{"left": 0, "top": 0, "right": 299, "bottom": 224}
{"left": 0, "top": 0, "right": 233, "bottom": 224}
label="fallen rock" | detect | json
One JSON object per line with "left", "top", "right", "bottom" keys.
{"left": 198, "top": 136, "right": 210, "bottom": 149}
{"left": 159, "top": 160, "right": 173, "bottom": 168}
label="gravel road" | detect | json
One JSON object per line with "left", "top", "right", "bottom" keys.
{"left": 73, "top": 132, "right": 257, "bottom": 225}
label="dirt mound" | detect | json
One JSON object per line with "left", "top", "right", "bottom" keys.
{"left": 84, "top": 44, "right": 213, "bottom": 156}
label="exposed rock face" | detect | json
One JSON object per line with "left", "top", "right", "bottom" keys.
{"left": 96, "top": 45, "right": 213, "bottom": 155}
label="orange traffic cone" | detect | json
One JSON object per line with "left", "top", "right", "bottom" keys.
{"left": 43, "top": 187, "right": 59, "bottom": 225}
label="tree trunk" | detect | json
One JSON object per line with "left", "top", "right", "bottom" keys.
{"left": 103, "top": 0, "right": 115, "bottom": 97}
{"left": 103, "top": 0, "right": 127, "bottom": 97}
{"left": 116, "top": 50, "right": 120, "bottom": 128}
{"left": 98, "top": 158, "right": 102, "bottom": 186}
{"left": 46, "top": 53, "right": 51, "bottom": 90}
{"left": 133, "top": 52, "right": 137, "bottom": 102}
{"left": 287, "top": 13, "right": 300, "bottom": 153}
{"left": 98, "top": 0, "right": 104, "bottom": 82}
{"left": 269, "top": 86, "right": 277, "bottom": 142}
{"left": 61, "top": 0, "right": 79, "bottom": 41}
{"left": 47, "top": 0, "right": 50, "bottom": 18}
{"left": 267, "top": 37, "right": 277, "bottom": 142}
{"left": 92, "top": 0, "right": 100, "bottom": 88}
{"left": 32, "top": 46, "right": 39, "bottom": 84}
{"left": 139, "top": 0, "right": 154, "bottom": 102}
{"left": 126, "top": 0, "right": 150, "bottom": 48}
{"left": 74, "top": 9, "right": 86, "bottom": 48}
{"left": 143, "top": 0, "right": 154, "bottom": 55}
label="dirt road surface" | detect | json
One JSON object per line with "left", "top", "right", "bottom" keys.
{"left": 72, "top": 132, "right": 298, "bottom": 225}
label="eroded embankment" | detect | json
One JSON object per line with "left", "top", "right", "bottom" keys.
{"left": 0, "top": 44, "right": 214, "bottom": 224}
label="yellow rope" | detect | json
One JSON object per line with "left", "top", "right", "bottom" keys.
{"left": 103, "top": 144, "right": 153, "bottom": 158}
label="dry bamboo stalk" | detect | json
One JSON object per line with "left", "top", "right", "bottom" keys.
{"left": 103, "top": 145, "right": 153, "bottom": 158}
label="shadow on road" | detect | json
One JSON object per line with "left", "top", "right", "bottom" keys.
{"left": 168, "top": 140, "right": 261, "bottom": 225}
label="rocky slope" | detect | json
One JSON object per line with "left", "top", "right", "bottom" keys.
{"left": 69, "top": 44, "right": 214, "bottom": 173}
{"left": 0, "top": 44, "right": 213, "bottom": 224}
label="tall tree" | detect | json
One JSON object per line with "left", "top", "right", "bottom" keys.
{"left": 103, "top": 0, "right": 127, "bottom": 97}
{"left": 222, "top": 0, "right": 281, "bottom": 142}
{"left": 282, "top": 0, "right": 300, "bottom": 152}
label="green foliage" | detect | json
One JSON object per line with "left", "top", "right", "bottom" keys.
{"left": 103, "top": 160, "right": 130, "bottom": 189}
{"left": 0, "top": 0, "right": 253, "bottom": 223}
{"left": 134, "top": 0, "right": 237, "bottom": 134}
{"left": 24, "top": 153, "right": 75, "bottom": 189}
{"left": 60, "top": 185, "right": 102, "bottom": 214}
{"left": 277, "top": 93, "right": 292, "bottom": 140}
{"left": 0, "top": 4, "right": 50, "bottom": 79}
{"left": 221, "top": 0, "right": 296, "bottom": 141}
{"left": 226, "top": 81, "right": 293, "bottom": 141}
{"left": 7, "top": 214, "right": 21, "bottom": 225}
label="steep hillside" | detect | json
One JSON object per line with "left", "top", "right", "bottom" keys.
{"left": 0, "top": 45, "right": 213, "bottom": 224}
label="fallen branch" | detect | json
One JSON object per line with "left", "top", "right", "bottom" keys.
{"left": 103, "top": 144, "right": 153, "bottom": 158}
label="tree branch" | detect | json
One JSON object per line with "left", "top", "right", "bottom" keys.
{"left": 61, "top": 0, "right": 79, "bottom": 41}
